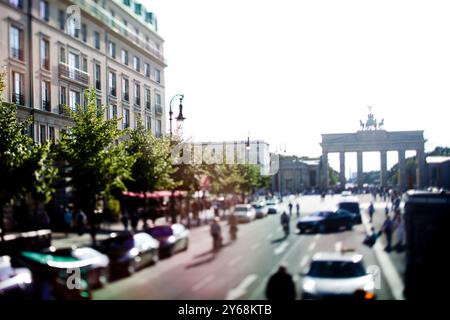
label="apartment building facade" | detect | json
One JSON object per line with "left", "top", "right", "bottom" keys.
{"left": 0, "top": 0, "right": 167, "bottom": 143}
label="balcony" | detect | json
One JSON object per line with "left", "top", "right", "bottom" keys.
{"left": 58, "top": 62, "right": 89, "bottom": 85}
{"left": 10, "top": 48, "right": 24, "bottom": 61}
{"left": 12, "top": 93, "right": 24, "bottom": 106}
{"left": 155, "top": 105, "right": 162, "bottom": 114}
{"left": 123, "top": 92, "right": 129, "bottom": 102}
{"left": 59, "top": 104, "right": 70, "bottom": 116}
{"left": 42, "top": 100, "right": 50, "bottom": 112}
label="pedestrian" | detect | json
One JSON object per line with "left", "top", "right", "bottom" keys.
{"left": 228, "top": 213, "right": 238, "bottom": 241}
{"left": 210, "top": 217, "right": 222, "bottom": 252}
{"left": 384, "top": 205, "right": 389, "bottom": 216}
{"left": 288, "top": 202, "right": 293, "bottom": 216}
{"left": 121, "top": 211, "right": 129, "bottom": 231}
{"left": 382, "top": 214, "right": 394, "bottom": 252}
{"left": 363, "top": 226, "right": 380, "bottom": 247}
{"left": 296, "top": 202, "right": 300, "bottom": 218}
{"left": 130, "top": 209, "right": 139, "bottom": 232}
{"left": 64, "top": 207, "right": 73, "bottom": 235}
{"left": 265, "top": 265, "right": 296, "bottom": 300}
{"left": 368, "top": 202, "right": 375, "bottom": 223}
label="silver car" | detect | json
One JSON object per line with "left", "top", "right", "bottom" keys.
{"left": 234, "top": 204, "right": 256, "bottom": 223}
{"left": 301, "top": 252, "right": 376, "bottom": 300}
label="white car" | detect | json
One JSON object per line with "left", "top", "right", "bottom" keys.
{"left": 301, "top": 252, "right": 376, "bottom": 300}
{"left": 233, "top": 204, "right": 256, "bottom": 223}
{"left": 266, "top": 200, "right": 279, "bottom": 214}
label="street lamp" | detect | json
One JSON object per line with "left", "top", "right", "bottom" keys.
{"left": 169, "top": 94, "right": 185, "bottom": 138}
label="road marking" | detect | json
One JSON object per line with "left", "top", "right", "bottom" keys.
{"left": 335, "top": 241, "right": 343, "bottom": 252}
{"left": 250, "top": 243, "right": 262, "bottom": 250}
{"left": 192, "top": 275, "right": 215, "bottom": 292}
{"left": 227, "top": 256, "right": 243, "bottom": 267}
{"left": 226, "top": 274, "right": 258, "bottom": 300}
{"left": 308, "top": 242, "right": 316, "bottom": 251}
{"left": 299, "top": 255, "right": 310, "bottom": 269}
{"left": 274, "top": 241, "right": 289, "bottom": 255}
{"left": 266, "top": 233, "right": 273, "bottom": 240}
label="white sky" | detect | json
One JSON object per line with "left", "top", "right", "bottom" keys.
{"left": 144, "top": 0, "right": 450, "bottom": 176}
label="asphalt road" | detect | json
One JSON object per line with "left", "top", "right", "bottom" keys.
{"left": 93, "top": 194, "right": 396, "bottom": 300}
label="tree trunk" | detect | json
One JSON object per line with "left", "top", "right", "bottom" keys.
{"left": 0, "top": 200, "right": 5, "bottom": 242}
{"left": 170, "top": 190, "right": 176, "bottom": 224}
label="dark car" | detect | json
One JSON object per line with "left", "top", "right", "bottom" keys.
{"left": 297, "top": 209, "right": 357, "bottom": 234}
{"left": 97, "top": 232, "right": 159, "bottom": 278}
{"left": 337, "top": 196, "right": 362, "bottom": 224}
{"left": 147, "top": 224, "right": 189, "bottom": 258}
{"left": 0, "top": 255, "right": 33, "bottom": 300}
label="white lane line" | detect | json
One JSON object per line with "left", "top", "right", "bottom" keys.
{"left": 227, "top": 256, "right": 243, "bottom": 267}
{"left": 314, "top": 234, "right": 321, "bottom": 240}
{"left": 192, "top": 275, "right": 215, "bottom": 292}
{"left": 299, "top": 255, "right": 310, "bottom": 269}
{"left": 266, "top": 233, "right": 273, "bottom": 240}
{"left": 226, "top": 274, "right": 258, "bottom": 300}
{"left": 308, "top": 242, "right": 316, "bottom": 251}
{"left": 335, "top": 241, "right": 343, "bottom": 252}
{"left": 274, "top": 241, "right": 289, "bottom": 255}
{"left": 361, "top": 210, "right": 405, "bottom": 300}
{"left": 250, "top": 243, "right": 262, "bottom": 251}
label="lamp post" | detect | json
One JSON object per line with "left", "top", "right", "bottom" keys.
{"left": 169, "top": 94, "right": 185, "bottom": 139}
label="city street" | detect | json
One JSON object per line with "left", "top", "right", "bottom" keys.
{"left": 93, "top": 195, "right": 398, "bottom": 300}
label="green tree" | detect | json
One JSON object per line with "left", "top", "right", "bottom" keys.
{"left": 0, "top": 72, "right": 57, "bottom": 240}
{"left": 58, "top": 88, "right": 136, "bottom": 244}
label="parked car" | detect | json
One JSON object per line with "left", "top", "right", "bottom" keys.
{"left": 38, "top": 247, "right": 110, "bottom": 289}
{"left": 297, "top": 209, "right": 357, "bottom": 233}
{"left": 146, "top": 224, "right": 189, "bottom": 258}
{"left": 0, "top": 255, "right": 33, "bottom": 300}
{"left": 301, "top": 252, "right": 376, "bottom": 300}
{"left": 234, "top": 204, "right": 256, "bottom": 223}
{"left": 266, "top": 200, "right": 279, "bottom": 214}
{"left": 337, "top": 196, "right": 362, "bottom": 224}
{"left": 252, "top": 202, "right": 268, "bottom": 218}
{"left": 97, "top": 232, "right": 159, "bottom": 278}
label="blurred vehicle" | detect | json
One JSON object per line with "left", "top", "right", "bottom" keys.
{"left": 297, "top": 209, "right": 357, "bottom": 234}
{"left": 12, "top": 251, "right": 92, "bottom": 299}
{"left": 336, "top": 196, "right": 362, "bottom": 224}
{"left": 97, "top": 232, "right": 159, "bottom": 278}
{"left": 341, "top": 190, "right": 352, "bottom": 196}
{"left": 252, "top": 202, "right": 268, "bottom": 218}
{"left": 39, "top": 247, "right": 109, "bottom": 289}
{"left": 404, "top": 190, "right": 450, "bottom": 300}
{"left": 301, "top": 252, "right": 375, "bottom": 300}
{"left": 0, "top": 255, "right": 33, "bottom": 300}
{"left": 234, "top": 204, "right": 256, "bottom": 223}
{"left": 146, "top": 223, "right": 190, "bottom": 258}
{"left": 266, "top": 200, "right": 279, "bottom": 214}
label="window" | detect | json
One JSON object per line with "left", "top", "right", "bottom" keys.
{"left": 12, "top": 72, "right": 24, "bottom": 105}
{"left": 110, "top": 10, "right": 116, "bottom": 29}
{"left": 48, "top": 126, "right": 55, "bottom": 143}
{"left": 134, "top": 112, "right": 139, "bottom": 128}
{"left": 67, "top": 14, "right": 78, "bottom": 37}
{"left": 133, "top": 56, "right": 140, "bottom": 72}
{"left": 58, "top": 10, "right": 65, "bottom": 30}
{"left": 60, "top": 86, "right": 67, "bottom": 114}
{"left": 121, "top": 49, "right": 128, "bottom": 65}
{"left": 155, "top": 93, "right": 161, "bottom": 110}
{"left": 145, "top": 116, "right": 151, "bottom": 131}
{"left": 123, "top": 0, "right": 131, "bottom": 6}
{"left": 60, "top": 47, "right": 66, "bottom": 63}
{"left": 9, "top": 0, "right": 23, "bottom": 9}
{"left": 40, "top": 125, "right": 47, "bottom": 144}
{"left": 144, "top": 63, "right": 150, "bottom": 77}
{"left": 134, "top": 83, "right": 140, "bottom": 106}
{"left": 123, "top": 19, "right": 128, "bottom": 36}
{"left": 155, "top": 69, "right": 161, "bottom": 83}
{"left": 135, "top": 3, "right": 142, "bottom": 15}
{"left": 108, "top": 71, "right": 116, "bottom": 96}
{"left": 123, "top": 109, "right": 130, "bottom": 129}
{"left": 69, "top": 90, "right": 80, "bottom": 111}
{"left": 134, "top": 28, "right": 139, "bottom": 43}
{"left": 68, "top": 52, "right": 80, "bottom": 79}
{"left": 41, "top": 80, "right": 50, "bottom": 111}
{"left": 9, "top": 25, "right": 23, "bottom": 61}
{"left": 122, "top": 78, "right": 129, "bottom": 101}
{"left": 40, "top": 1, "right": 49, "bottom": 22}
{"left": 145, "top": 88, "right": 151, "bottom": 110}
{"left": 96, "top": 98, "right": 102, "bottom": 116}
{"left": 82, "top": 57, "right": 88, "bottom": 73}
{"left": 112, "top": 104, "right": 117, "bottom": 118}
{"left": 40, "top": 38, "right": 50, "bottom": 70}
{"left": 108, "top": 41, "right": 116, "bottom": 58}
{"left": 95, "top": 64, "right": 101, "bottom": 90}
{"left": 94, "top": 31, "right": 100, "bottom": 49}
{"left": 81, "top": 24, "right": 87, "bottom": 42}
{"left": 156, "top": 119, "right": 162, "bottom": 137}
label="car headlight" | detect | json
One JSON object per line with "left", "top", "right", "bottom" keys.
{"left": 16, "top": 271, "right": 32, "bottom": 284}
{"left": 129, "top": 248, "right": 139, "bottom": 257}
{"left": 302, "top": 280, "right": 316, "bottom": 293}
{"left": 168, "top": 236, "right": 176, "bottom": 243}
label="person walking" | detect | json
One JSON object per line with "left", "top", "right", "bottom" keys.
{"left": 368, "top": 202, "right": 375, "bottom": 223}
{"left": 228, "top": 213, "right": 238, "bottom": 241}
{"left": 210, "top": 217, "right": 222, "bottom": 252}
{"left": 296, "top": 202, "right": 300, "bottom": 218}
{"left": 64, "top": 206, "right": 73, "bottom": 235}
{"left": 382, "top": 214, "right": 394, "bottom": 252}
{"left": 280, "top": 211, "right": 290, "bottom": 237}
{"left": 265, "top": 265, "right": 296, "bottom": 300}
{"left": 121, "top": 211, "right": 129, "bottom": 231}
{"left": 288, "top": 202, "right": 293, "bottom": 216}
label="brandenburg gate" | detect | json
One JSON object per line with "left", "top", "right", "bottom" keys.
{"left": 320, "top": 108, "right": 426, "bottom": 191}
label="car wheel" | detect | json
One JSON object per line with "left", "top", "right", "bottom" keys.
{"left": 127, "top": 259, "right": 137, "bottom": 275}
{"left": 346, "top": 221, "right": 353, "bottom": 230}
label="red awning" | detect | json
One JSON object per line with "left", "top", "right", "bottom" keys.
{"left": 122, "top": 190, "right": 188, "bottom": 199}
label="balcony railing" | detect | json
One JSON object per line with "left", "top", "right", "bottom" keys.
{"left": 42, "top": 100, "right": 50, "bottom": 112}
{"left": 58, "top": 62, "right": 89, "bottom": 85}
{"left": 10, "top": 48, "right": 24, "bottom": 61}
{"left": 123, "top": 92, "right": 129, "bottom": 102}
{"left": 59, "top": 104, "right": 70, "bottom": 116}
{"left": 12, "top": 93, "right": 24, "bottom": 106}
{"left": 155, "top": 105, "right": 162, "bottom": 114}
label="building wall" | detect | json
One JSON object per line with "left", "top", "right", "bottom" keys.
{"left": 272, "top": 157, "right": 319, "bottom": 194}
{"left": 0, "top": 0, "right": 166, "bottom": 142}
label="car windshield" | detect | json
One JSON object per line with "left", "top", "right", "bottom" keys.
{"left": 308, "top": 260, "right": 366, "bottom": 278}
{"left": 312, "top": 211, "right": 330, "bottom": 217}
{"left": 148, "top": 226, "right": 173, "bottom": 237}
